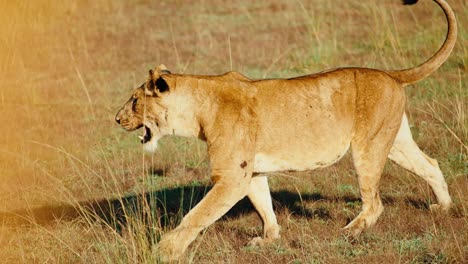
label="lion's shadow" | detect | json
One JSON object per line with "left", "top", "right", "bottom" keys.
{"left": 0, "top": 183, "right": 408, "bottom": 231}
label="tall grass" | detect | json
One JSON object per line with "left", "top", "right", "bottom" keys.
{"left": 0, "top": 0, "right": 466, "bottom": 263}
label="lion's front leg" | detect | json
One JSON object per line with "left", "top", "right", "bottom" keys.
{"left": 246, "top": 175, "right": 280, "bottom": 247}
{"left": 156, "top": 177, "right": 251, "bottom": 261}
{"left": 156, "top": 101, "right": 257, "bottom": 261}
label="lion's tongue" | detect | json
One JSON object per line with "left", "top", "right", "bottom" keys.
{"left": 139, "top": 126, "right": 152, "bottom": 144}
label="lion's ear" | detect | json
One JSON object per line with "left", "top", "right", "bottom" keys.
{"left": 145, "top": 69, "right": 170, "bottom": 96}
{"left": 156, "top": 64, "right": 171, "bottom": 75}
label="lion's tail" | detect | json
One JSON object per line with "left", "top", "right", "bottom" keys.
{"left": 387, "top": 0, "right": 457, "bottom": 86}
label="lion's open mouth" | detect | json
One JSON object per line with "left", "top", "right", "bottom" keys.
{"left": 138, "top": 126, "right": 152, "bottom": 144}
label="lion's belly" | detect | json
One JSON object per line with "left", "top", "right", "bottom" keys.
{"left": 252, "top": 71, "right": 356, "bottom": 173}
{"left": 253, "top": 142, "right": 350, "bottom": 173}
{"left": 253, "top": 103, "right": 354, "bottom": 173}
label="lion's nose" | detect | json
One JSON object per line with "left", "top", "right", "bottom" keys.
{"left": 115, "top": 112, "right": 121, "bottom": 124}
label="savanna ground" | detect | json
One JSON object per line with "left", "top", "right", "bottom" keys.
{"left": 0, "top": 0, "right": 467, "bottom": 263}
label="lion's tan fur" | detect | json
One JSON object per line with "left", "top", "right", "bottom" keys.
{"left": 115, "top": 0, "right": 456, "bottom": 261}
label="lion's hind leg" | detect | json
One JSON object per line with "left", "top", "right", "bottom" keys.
{"left": 344, "top": 137, "right": 390, "bottom": 236}
{"left": 344, "top": 82, "right": 405, "bottom": 236}
{"left": 246, "top": 175, "right": 280, "bottom": 247}
{"left": 388, "top": 114, "right": 452, "bottom": 210}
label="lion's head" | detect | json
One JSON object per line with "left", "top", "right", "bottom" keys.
{"left": 115, "top": 64, "right": 199, "bottom": 152}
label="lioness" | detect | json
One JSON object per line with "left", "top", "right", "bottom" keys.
{"left": 115, "top": 0, "right": 456, "bottom": 261}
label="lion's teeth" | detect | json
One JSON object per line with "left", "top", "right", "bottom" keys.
{"left": 138, "top": 136, "right": 144, "bottom": 140}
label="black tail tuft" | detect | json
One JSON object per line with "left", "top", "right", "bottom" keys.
{"left": 402, "top": 0, "right": 418, "bottom": 5}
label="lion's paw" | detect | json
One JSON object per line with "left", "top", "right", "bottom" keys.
{"left": 247, "top": 237, "right": 266, "bottom": 248}
{"left": 429, "top": 203, "right": 451, "bottom": 213}
{"left": 246, "top": 234, "right": 280, "bottom": 248}
{"left": 429, "top": 204, "right": 441, "bottom": 212}
{"left": 154, "top": 235, "right": 184, "bottom": 263}
{"left": 342, "top": 218, "right": 366, "bottom": 237}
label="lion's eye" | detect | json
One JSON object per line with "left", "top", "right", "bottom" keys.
{"left": 132, "top": 98, "right": 138, "bottom": 110}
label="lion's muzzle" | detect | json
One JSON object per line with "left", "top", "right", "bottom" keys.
{"left": 115, "top": 109, "right": 123, "bottom": 124}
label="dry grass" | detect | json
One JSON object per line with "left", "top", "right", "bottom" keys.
{"left": 0, "top": 0, "right": 466, "bottom": 263}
